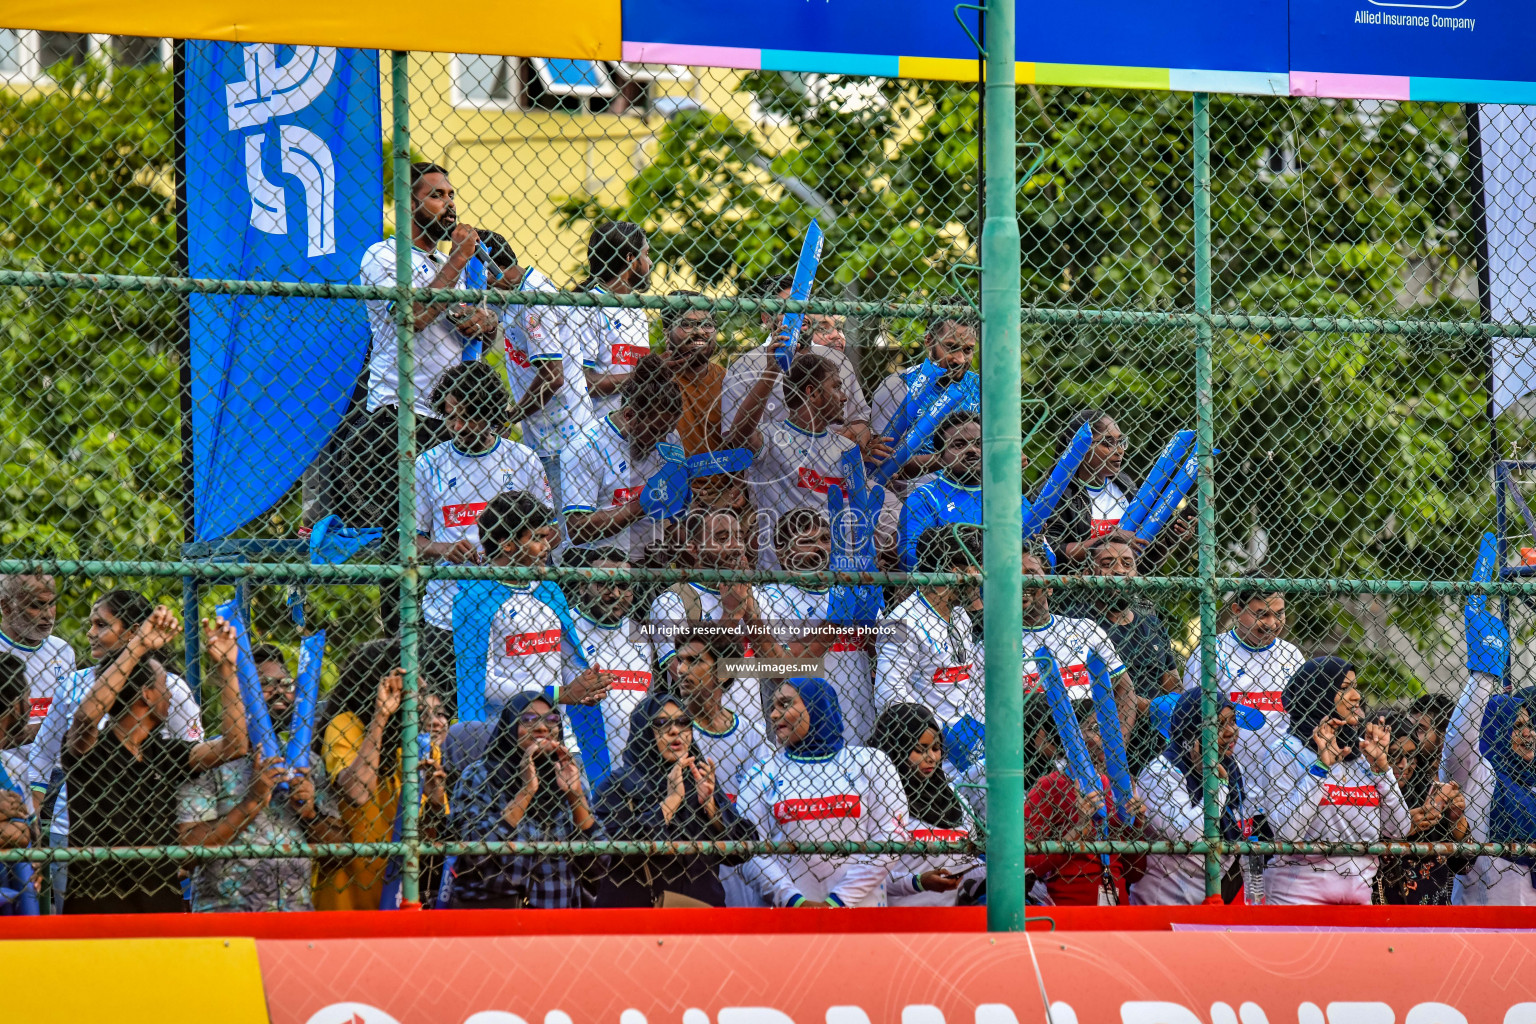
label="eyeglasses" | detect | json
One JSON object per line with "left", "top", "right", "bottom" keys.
{"left": 519, "top": 712, "right": 562, "bottom": 727}
{"left": 1094, "top": 436, "right": 1129, "bottom": 452}
{"left": 652, "top": 715, "right": 693, "bottom": 731}
{"left": 674, "top": 317, "right": 717, "bottom": 335}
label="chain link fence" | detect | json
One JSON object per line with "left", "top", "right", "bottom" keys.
{"left": 0, "top": 36, "right": 1534, "bottom": 915}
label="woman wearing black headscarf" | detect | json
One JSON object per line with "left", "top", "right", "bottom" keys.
{"left": 872, "top": 703, "right": 984, "bottom": 907}
{"left": 1131, "top": 688, "right": 1244, "bottom": 905}
{"left": 1263, "top": 656, "right": 1411, "bottom": 905}
{"left": 592, "top": 692, "right": 758, "bottom": 908}
{"left": 446, "top": 691, "right": 605, "bottom": 908}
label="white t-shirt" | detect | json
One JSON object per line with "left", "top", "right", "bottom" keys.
{"left": 500, "top": 267, "right": 596, "bottom": 456}
{"left": 875, "top": 590, "right": 983, "bottom": 727}
{"left": 886, "top": 780, "right": 985, "bottom": 907}
{"left": 719, "top": 341, "right": 871, "bottom": 436}
{"left": 1082, "top": 478, "right": 1131, "bottom": 539}
{"left": 757, "top": 584, "right": 877, "bottom": 745}
{"left": 1020, "top": 614, "right": 1128, "bottom": 700}
{"left": 577, "top": 287, "right": 651, "bottom": 420}
{"left": 560, "top": 414, "right": 683, "bottom": 561}
{"left": 30, "top": 666, "right": 203, "bottom": 835}
{"left": 646, "top": 582, "right": 771, "bottom": 667}
{"left": 561, "top": 611, "right": 656, "bottom": 771}
{"left": 1180, "top": 629, "right": 1305, "bottom": 814}
{"left": 360, "top": 240, "right": 470, "bottom": 418}
{"left": 689, "top": 697, "right": 774, "bottom": 805}
{"left": 749, "top": 420, "right": 859, "bottom": 568}
{"left": 415, "top": 438, "right": 551, "bottom": 630}
{"left": 482, "top": 586, "right": 563, "bottom": 710}
{"left": 0, "top": 631, "right": 77, "bottom": 728}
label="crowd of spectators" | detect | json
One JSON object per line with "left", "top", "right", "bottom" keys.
{"left": 2, "top": 161, "right": 1531, "bottom": 914}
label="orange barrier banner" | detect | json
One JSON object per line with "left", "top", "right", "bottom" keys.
{"left": 259, "top": 930, "right": 1536, "bottom": 1024}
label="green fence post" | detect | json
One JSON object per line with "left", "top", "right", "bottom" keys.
{"left": 1191, "top": 91, "right": 1222, "bottom": 901}
{"left": 391, "top": 49, "right": 423, "bottom": 908}
{"left": 981, "top": 0, "right": 1025, "bottom": 932}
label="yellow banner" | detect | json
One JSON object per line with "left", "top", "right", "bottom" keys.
{"left": 9, "top": 938, "right": 270, "bottom": 1024}
{"left": 0, "top": 1, "right": 620, "bottom": 59}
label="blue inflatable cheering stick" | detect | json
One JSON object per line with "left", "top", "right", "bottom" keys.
{"left": 1088, "top": 650, "right": 1136, "bottom": 822}
{"left": 872, "top": 379, "right": 969, "bottom": 487}
{"left": 1119, "top": 430, "right": 1195, "bottom": 535}
{"left": 1022, "top": 420, "right": 1096, "bottom": 538}
{"left": 284, "top": 630, "right": 325, "bottom": 775}
{"left": 1034, "top": 647, "right": 1111, "bottom": 867}
{"left": 1466, "top": 531, "right": 1510, "bottom": 678}
{"left": 879, "top": 358, "right": 948, "bottom": 454}
{"left": 215, "top": 598, "right": 284, "bottom": 788}
{"left": 775, "top": 219, "right": 825, "bottom": 372}
{"left": 1133, "top": 446, "right": 1208, "bottom": 544}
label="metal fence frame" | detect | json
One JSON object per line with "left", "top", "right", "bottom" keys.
{"left": 5, "top": 0, "right": 1536, "bottom": 930}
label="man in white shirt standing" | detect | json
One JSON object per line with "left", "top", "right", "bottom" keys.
{"left": 578, "top": 222, "right": 653, "bottom": 420}
{"left": 868, "top": 299, "right": 979, "bottom": 491}
{"left": 561, "top": 353, "right": 685, "bottom": 564}
{"left": 1180, "top": 576, "right": 1304, "bottom": 816}
{"left": 416, "top": 361, "right": 552, "bottom": 702}
{"left": 0, "top": 574, "right": 76, "bottom": 746}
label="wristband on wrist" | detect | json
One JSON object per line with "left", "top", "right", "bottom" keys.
{"left": 825, "top": 893, "right": 847, "bottom": 908}
{"left": 788, "top": 894, "right": 809, "bottom": 908}
{"left": 912, "top": 873, "right": 924, "bottom": 892}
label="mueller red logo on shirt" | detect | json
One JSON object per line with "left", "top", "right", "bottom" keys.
{"left": 796, "top": 467, "right": 845, "bottom": 494}
{"left": 604, "top": 670, "right": 651, "bottom": 692}
{"left": 27, "top": 696, "right": 51, "bottom": 720}
{"left": 506, "top": 347, "right": 533, "bottom": 369}
{"left": 911, "top": 828, "right": 969, "bottom": 842}
{"left": 612, "top": 485, "right": 643, "bottom": 506}
{"left": 442, "top": 501, "right": 488, "bottom": 528}
{"left": 1231, "top": 690, "right": 1284, "bottom": 713}
{"left": 505, "top": 629, "right": 562, "bottom": 656}
{"left": 611, "top": 343, "right": 648, "bottom": 367}
{"left": 773, "top": 794, "right": 862, "bottom": 823}
{"left": 932, "top": 665, "right": 971, "bottom": 686}
{"left": 1090, "top": 518, "right": 1122, "bottom": 538}
{"left": 1320, "top": 784, "right": 1381, "bottom": 807}
{"left": 830, "top": 631, "right": 866, "bottom": 653}
{"left": 1023, "top": 663, "right": 1089, "bottom": 691}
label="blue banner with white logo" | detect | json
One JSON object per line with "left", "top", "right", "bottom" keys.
{"left": 187, "top": 42, "right": 381, "bottom": 541}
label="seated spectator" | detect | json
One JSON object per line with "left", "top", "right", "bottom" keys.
{"left": 1263, "top": 657, "right": 1410, "bottom": 905}
{"left": 869, "top": 298, "right": 978, "bottom": 489}
{"left": 659, "top": 293, "right": 726, "bottom": 456}
{"left": 592, "top": 693, "right": 758, "bottom": 907}
{"left": 899, "top": 411, "right": 983, "bottom": 571}
{"left": 738, "top": 677, "right": 907, "bottom": 907}
{"left": 719, "top": 273, "right": 873, "bottom": 456}
{"left": 1024, "top": 698, "right": 1148, "bottom": 906}
{"left": 726, "top": 350, "right": 859, "bottom": 569}
{"left": 562, "top": 353, "right": 684, "bottom": 563}
{"left": 876, "top": 525, "right": 985, "bottom": 761}
{"left": 0, "top": 652, "right": 32, "bottom": 851}
{"left": 315, "top": 639, "right": 447, "bottom": 911}
{"left": 960, "top": 693, "right": 1068, "bottom": 826}
{"left": 579, "top": 222, "right": 653, "bottom": 420}
{"left": 758, "top": 509, "right": 877, "bottom": 743}
{"left": 0, "top": 573, "right": 76, "bottom": 745}
{"left": 416, "top": 361, "right": 552, "bottom": 700}
{"left": 1371, "top": 712, "right": 1471, "bottom": 905}
{"left": 447, "top": 692, "right": 604, "bottom": 908}
{"left": 871, "top": 703, "right": 984, "bottom": 907}
{"left": 1059, "top": 537, "right": 1181, "bottom": 697}
{"left": 62, "top": 612, "right": 248, "bottom": 914}
{"left": 1131, "top": 688, "right": 1243, "bottom": 905}
{"left": 648, "top": 509, "right": 766, "bottom": 668}
{"left": 28, "top": 589, "right": 205, "bottom": 909}
{"left": 558, "top": 544, "right": 656, "bottom": 778}
{"left": 1440, "top": 610, "right": 1536, "bottom": 906}
{"left": 489, "top": 232, "right": 595, "bottom": 498}
{"left": 1043, "top": 410, "right": 1191, "bottom": 568}
{"left": 177, "top": 645, "right": 348, "bottom": 913}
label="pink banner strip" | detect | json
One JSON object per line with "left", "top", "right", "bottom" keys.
{"left": 1290, "top": 70, "right": 1410, "bottom": 100}
{"left": 622, "top": 41, "right": 762, "bottom": 69}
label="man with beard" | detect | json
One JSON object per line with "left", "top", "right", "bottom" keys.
{"left": 176, "top": 644, "right": 348, "bottom": 912}
{"left": 899, "top": 411, "right": 983, "bottom": 571}
{"left": 343, "top": 163, "right": 499, "bottom": 534}
{"left": 660, "top": 294, "right": 726, "bottom": 456}
{"left": 1057, "top": 536, "right": 1181, "bottom": 699}
{"left": 558, "top": 545, "right": 655, "bottom": 777}
{"left": 0, "top": 573, "right": 75, "bottom": 747}
{"left": 869, "top": 299, "right": 979, "bottom": 489}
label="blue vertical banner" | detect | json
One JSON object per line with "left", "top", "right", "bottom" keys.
{"left": 187, "top": 43, "right": 381, "bottom": 542}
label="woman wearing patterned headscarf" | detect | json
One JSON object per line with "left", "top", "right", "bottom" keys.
{"left": 870, "top": 703, "right": 985, "bottom": 906}
{"left": 591, "top": 692, "right": 758, "bottom": 908}
{"left": 737, "top": 678, "right": 909, "bottom": 907}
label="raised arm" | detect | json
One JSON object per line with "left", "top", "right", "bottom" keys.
{"left": 1264, "top": 735, "right": 1338, "bottom": 842}
{"left": 190, "top": 616, "right": 250, "bottom": 771}
{"left": 1449, "top": 536, "right": 1509, "bottom": 835}
{"left": 333, "top": 669, "right": 403, "bottom": 807}
{"left": 66, "top": 606, "right": 177, "bottom": 757}
{"left": 721, "top": 340, "right": 788, "bottom": 450}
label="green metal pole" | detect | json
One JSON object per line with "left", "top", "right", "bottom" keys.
{"left": 980, "top": 0, "right": 1024, "bottom": 932}
{"left": 391, "top": 50, "right": 423, "bottom": 908}
{"left": 1192, "top": 92, "right": 1221, "bottom": 901}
